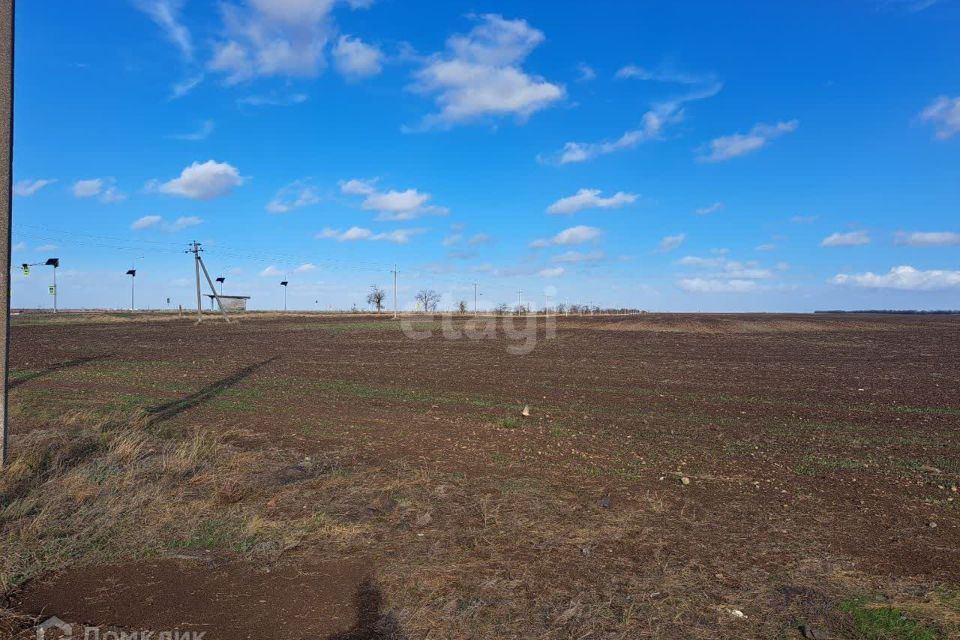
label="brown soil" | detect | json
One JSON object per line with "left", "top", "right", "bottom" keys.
{"left": 3, "top": 312, "right": 959, "bottom": 639}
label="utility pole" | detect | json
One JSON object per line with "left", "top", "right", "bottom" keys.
{"left": 216, "top": 276, "right": 225, "bottom": 297}
{"left": 0, "top": 0, "right": 13, "bottom": 468}
{"left": 187, "top": 241, "right": 229, "bottom": 323}
{"left": 391, "top": 266, "right": 398, "bottom": 319}
{"left": 189, "top": 241, "right": 202, "bottom": 322}
{"left": 126, "top": 267, "right": 136, "bottom": 311}
{"left": 280, "top": 280, "right": 288, "bottom": 311}
{"left": 473, "top": 282, "right": 479, "bottom": 316}
{"left": 517, "top": 288, "right": 523, "bottom": 314}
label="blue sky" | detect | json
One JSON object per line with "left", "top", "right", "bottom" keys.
{"left": 10, "top": 0, "right": 960, "bottom": 311}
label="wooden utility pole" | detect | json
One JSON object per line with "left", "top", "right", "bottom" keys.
{"left": 0, "top": 0, "right": 13, "bottom": 467}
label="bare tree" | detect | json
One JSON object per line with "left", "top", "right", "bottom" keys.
{"left": 416, "top": 289, "right": 440, "bottom": 312}
{"left": 367, "top": 284, "right": 386, "bottom": 313}
{"left": 494, "top": 302, "right": 510, "bottom": 315}
{"left": 457, "top": 300, "right": 468, "bottom": 314}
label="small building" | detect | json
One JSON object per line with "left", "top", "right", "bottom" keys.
{"left": 206, "top": 294, "right": 251, "bottom": 312}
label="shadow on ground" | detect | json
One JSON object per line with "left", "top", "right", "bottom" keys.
{"left": 9, "top": 355, "right": 113, "bottom": 389}
{"left": 327, "top": 579, "right": 405, "bottom": 640}
{"left": 145, "top": 355, "right": 279, "bottom": 424}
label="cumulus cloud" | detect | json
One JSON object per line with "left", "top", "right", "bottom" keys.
{"left": 530, "top": 225, "right": 603, "bottom": 248}
{"left": 467, "top": 233, "right": 493, "bottom": 245}
{"left": 895, "top": 231, "right": 960, "bottom": 247}
{"left": 72, "top": 178, "right": 126, "bottom": 203}
{"left": 538, "top": 266, "right": 565, "bottom": 278}
{"left": 131, "top": 215, "right": 202, "bottom": 232}
{"left": 332, "top": 35, "right": 383, "bottom": 79}
{"left": 918, "top": 96, "right": 960, "bottom": 139}
{"left": 546, "top": 189, "right": 638, "bottom": 215}
{"left": 679, "top": 278, "right": 759, "bottom": 293}
{"left": 150, "top": 160, "right": 243, "bottom": 200}
{"left": 316, "top": 226, "right": 424, "bottom": 243}
{"left": 408, "top": 14, "right": 564, "bottom": 130}
{"left": 266, "top": 179, "right": 321, "bottom": 213}
{"left": 13, "top": 178, "right": 55, "bottom": 197}
{"left": 339, "top": 178, "right": 448, "bottom": 221}
{"left": 697, "top": 120, "right": 798, "bottom": 162}
{"left": 552, "top": 250, "right": 606, "bottom": 263}
{"left": 131, "top": 215, "right": 162, "bottom": 230}
{"left": 164, "top": 216, "right": 203, "bottom": 231}
{"left": 657, "top": 233, "right": 686, "bottom": 253}
{"left": 821, "top": 230, "right": 870, "bottom": 247}
{"left": 675, "top": 255, "right": 775, "bottom": 282}
{"left": 208, "top": 0, "right": 373, "bottom": 84}
{"left": 133, "top": 0, "right": 193, "bottom": 60}
{"left": 294, "top": 263, "right": 317, "bottom": 272}
{"left": 832, "top": 265, "right": 960, "bottom": 290}
{"left": 695, "top": 202, "right": 723, "bottom": 216}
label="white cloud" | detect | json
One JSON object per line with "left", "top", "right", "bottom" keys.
{"left": 266, "top": 179, "right": 321, "bottom": 213}
{"left": 614, "top": 64, "right": 713, "bottom": 85}
{"left": 538, "top": 266, "right": 565, "bottom": 278}
{"left": 13, "top": 178, "right": 55, "bottom": 197}
{"left": 679, "top": 278, "right": 759, "bottom": 293}
{"left": 676, "top": 255, "right": 774, "bottom": 280}
{"left": 131, "top": 215, "right": 162, "bottom": 230}
{"left": 238, "top": 92, "right": 308, "bottom": 106}
{"left": 544, "top": 68, "right": 722, "bottom": 165}
{"left": 72, "top": 178, "right": 126, "bottom": 203}
{"left": 408, "top": 14, "right": 564, "bottom": 130}
{"left": 316, "top": 226, "right": 425, "bottom": 243}
{"left": 548, "top": 105, "right": 683, "bottom": 165}
{"left": 531, "top": 225, "right": 603, "bottom": 248}
{"left": 697, "top": 120, "right": 798, "bottom": 162}
{"left": 260, "top": 265, "right": 283, "bottom": 277}
{"left": 467, "top": 233, "right": 493, "bottom": 245}
{"left": 695, "top": 202, "right": 723, "bottom": 216}
{"left": 546, "top": 188, "right": 638, "bottom": 215}
{"left": 332, "top": 35, "right": 383, "bottom": 79}
{"left": 442, "top": 233, "right": 462, "bottom": 246}
{"left": 133, "top": 0, "right": 193, "bottom": 60}
{"left": 73, "top": 178, "right": 104, "bottom": 198}
{"left": 339, "top": 178, "right": 448, "bottom": 221}
{"left": 657, "top": 233, "right": 686, "bottom": 253}
{"left": 171, "top": 120, "right": 215, "bottom": 141}
{"left": 919, "top": 96, "right": 960, "bottom": 139}
{"left": 575, "top": 62, "right": 595, "bottom": 82}
{"left": 294, "top": 262, "right": 317, "bottom": 272}
{"left": 552, "top": 250, "right": 606, "bottom": 263}
{"left": 170, "top": 74, "right": 203, "bottom": 99}
{"left": 832, "top": 265, "right": 960, "bottom": 290}
{"left": 35, "top": 243, "right": 59, "bottom": 252}
{"left": 164, "top": 215, "right": 203, "bottom": 231}
{"left": 755, "top": 243, "right": 776, "bottom": 252}
{"left": 821, "top": 230, "right": 870, "bottom": 247}
{"left": 895, "top": 231, "right": 960, "bottom": 247}
{"left": 207, "top": 0, "right": 372, "bottom": 84}
{"left": 151, "top": 160, "right": 243, "bottom": 200}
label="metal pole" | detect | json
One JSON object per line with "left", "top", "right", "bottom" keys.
{"left": 0, "top": 0, "right": 13, "bottom": 467}
{"left": 474, "top": 283, "right": 478, "bottom": 316}
{"left": 130, "top": 274, "right": 135, "bottom": 311}
{"left": 52, "top": 265, "right": 57, "bottom": 313}
{"left": 392, "top": 267, "right": 398, "bottom": 319}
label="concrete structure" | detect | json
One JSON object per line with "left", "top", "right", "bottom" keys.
{"left": 205, "top": 294, "right": 250, "bottom": 312}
